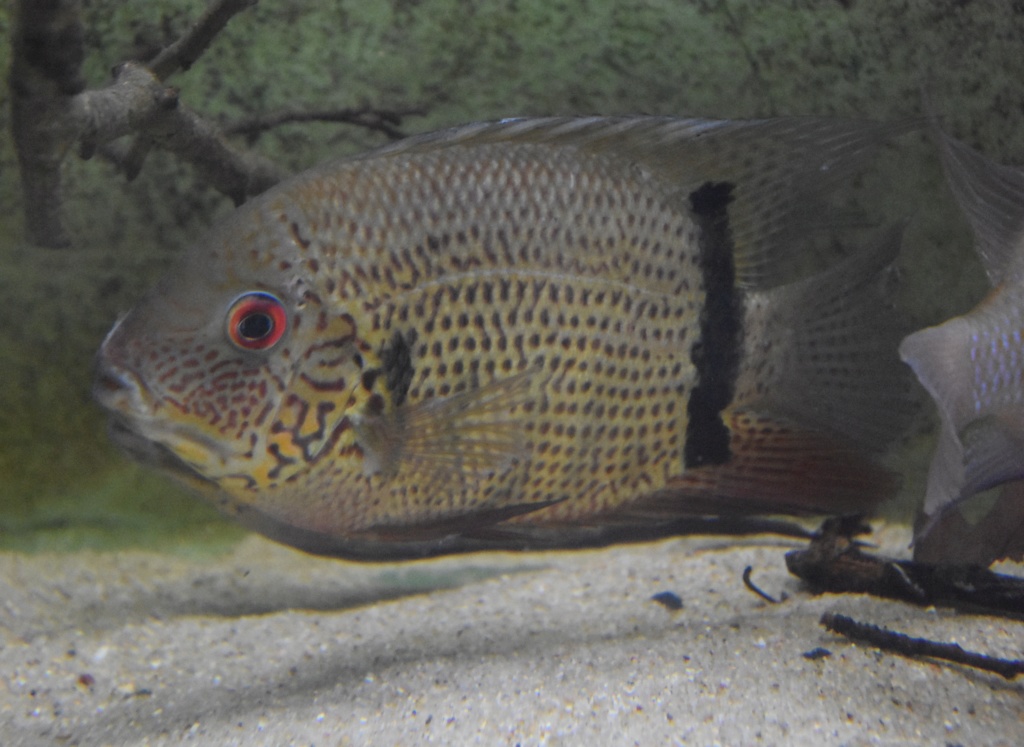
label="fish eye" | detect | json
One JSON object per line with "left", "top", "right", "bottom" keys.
{"left": 227, "top": 292, "right": 287, "bottom": 351}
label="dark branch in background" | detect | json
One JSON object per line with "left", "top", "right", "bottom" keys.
{"left": 821, "top": 612, "right": 1024, "bottom": 680}
{"left": 148, "top": 0, "right": 258, "bottom": 81}
{"left": 9, "top": 0, "right": 425, "bottom": 248}
{"left": 10, "top": 0, "right": 87, "bottom": 248}
{"left": 225, "top": 106, "right": 429, "bottom": 141}
{"left": 788, "top": 518, "right": 1024, "bottom": 678}
{"left": 101, "top": 0, "right": 262, "bottom": 187}
{"left": 72, "top": 63, "right": 287, "bottom": 204}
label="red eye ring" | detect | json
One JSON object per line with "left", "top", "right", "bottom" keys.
{"left": 227, "top": 292, "right": 287, "bottom": 351}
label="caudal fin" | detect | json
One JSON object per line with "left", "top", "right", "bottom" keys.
{"left": 933, "top": 127, "right": 1024, "bottom": 285}
{"left": 642, "top": 229, "right": 912, "bottom": 518}
{"left": 739, "top": 226, "right": 915, "bottom": 449}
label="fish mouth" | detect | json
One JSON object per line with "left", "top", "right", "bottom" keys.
{"left": 107, "top": 413, "right": 193, "bottom": 471}
{"left": 105, "top": 415, "right": 203, "bottom": 480}
{"left": 94, "top": 360, "right": 239, "bottom": 485}
{"left": 92, "top": 361, "right": 153, "bottom": 418}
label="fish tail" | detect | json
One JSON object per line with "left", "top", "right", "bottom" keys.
{"left": 744, "top": 224, "right": 914, "bottom": 449}
{"left": 659, "top": 227, "right": 913, "bottom": 517}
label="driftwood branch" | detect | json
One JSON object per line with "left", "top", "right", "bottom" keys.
{"left": 785, "top": 519, "right": 1024, "bottom": 678}
{"left": 10, "top": 0, "right": 87, "bottom": 247}
{"left": 147, "top": 0, "right": 257, "bottom": 81}
{"left": 821, "top": 612, "right": 1024, "bottom": 680}
{"left": 71, "top": 64, "right": 286, "bottom": 203}
{"left": 10, "top": 0, "right": 273, "bottom": 247}
{"left": 71, "top": 60, "right": 287, "bottom": 203}
{"left": 225, "top": 106, "right": 428, "bottom": 141}
{"left": 10, "top": 0, "right": 425, "bottom": 248}
{"left": 785, "top": 516, "right": 1024, "bottom": 618}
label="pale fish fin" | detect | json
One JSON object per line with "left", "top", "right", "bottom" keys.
{"left": 899, "top": 317, "right": 974, "bottom": 430}
{"left": 366, "top": 499, "right": 563, "bottom": 543}
{"left": 934, "top": 127, "right": 1024, "bottom": 285}
{"left": 959, "top": 415, "right": 1024, "bottom": 496}
{"left": 359, "top": 115, "right": 911, "bottom": 288}
{"left": 229, "top": 497, "right": 562, "bottom": 561}
{"left": 914, "top": 480, "right": 1024, "bottom": 566}
{"left": 648, "top": 410, "right": 898, "bottom": 517}
{"left": 914, "top": 415, "right": 1024, "bottom": 543}
{"left": 739, "top": 226, "right": 914, "bottom": 448}
{"left": 920, "top": 419, "right": 967, "bottom": 518}
{"left": 354, "top": 368, "right": 535, "bottom": 480}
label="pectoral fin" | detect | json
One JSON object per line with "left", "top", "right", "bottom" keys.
{"left": 899, "top": 317, "right": 974, "bottom": 431}
{"left": 353, "top": 369, "right": 536, "bottom": 481}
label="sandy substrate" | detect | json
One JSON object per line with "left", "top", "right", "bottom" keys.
{"left": 0, "top": 524, "right": 1020, "bottom": 746}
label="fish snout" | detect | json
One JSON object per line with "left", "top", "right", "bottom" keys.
{"left": 93, "top": 359, "right": 134, "bottom": 406}
{"left": 92, "top": 355, "right": 150, "bottom": 416}
{"left": 93, "top": 321, "right": 154, "bottom": 418}
{"left": 93, "top": 312, "right": 151, "bottom": 412}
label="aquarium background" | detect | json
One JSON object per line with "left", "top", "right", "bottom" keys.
{"left": 1, "top": 0, "right": 1019, "bottom": 551}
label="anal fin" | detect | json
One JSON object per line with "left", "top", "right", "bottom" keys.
{"left": 645, "top": 409, "right": 899, "bottom": 517}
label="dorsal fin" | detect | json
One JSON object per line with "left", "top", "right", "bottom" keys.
{"left": 339, "top": 116, "right": 910, "bottom": 288}
{"left": 899, "top": 317, "right": 974, "bottom": 429}
{"left": 745, "top": 226, "right": 913, "bottom": 447}
{"left": 934, "top": 128, "right": 1024, "bottom": 285}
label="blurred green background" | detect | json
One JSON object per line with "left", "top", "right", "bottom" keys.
{"left": 2, "top": 0, "right": 1021, "bottom": 551}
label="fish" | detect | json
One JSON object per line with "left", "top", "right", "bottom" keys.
{"left": 900, "top": 129, "right": 1024, "bottom": 564}
{"left": 94, "top": 116, "right": 910, "bottom": 561}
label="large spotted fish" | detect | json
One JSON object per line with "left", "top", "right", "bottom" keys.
{"left": 94, "top": 116, "right": 908, "bottom": 560}
{"left": 902, "top": 130, "right": 1024, "bottom": 564}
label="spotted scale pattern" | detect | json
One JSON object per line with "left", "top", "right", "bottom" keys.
{"left": 207, "top": 139, "right": 714, "bottom": 534}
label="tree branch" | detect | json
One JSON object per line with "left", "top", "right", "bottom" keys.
{"left": 136, "top": 94, "right": 288, "bottom": 204}
{"left": 70, "top": 63, "right": 179, "bottom": 155}
{"left": 10, "top": 0, "right": 87, "bottom": 247}
{"left": 821, "top": 612, "right": 1024, "bottom": 680}
{"left": 71, "top": 61, "right": 287, "bottom": 203}
{"left": 11, "top": 0, "right": 427, "bottom": 247}
{"left": 785, "top": 516, "right": 1024, "bottom": 618}
{"left": 9, "top": 0, "right": 286, "bottom": 247}
{"left": 148, "top": 0, "right": 258, "bottom": 81}
{"left": 225, "top": 106, "right": 428, "bottom": 141}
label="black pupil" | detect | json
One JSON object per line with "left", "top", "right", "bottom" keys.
{"left": 238, "top": 311, "right": 273, "bottom": 340}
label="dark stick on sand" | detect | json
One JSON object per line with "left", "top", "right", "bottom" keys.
{"left": 820, "top": 612, "right": 1024, "bottom": 680}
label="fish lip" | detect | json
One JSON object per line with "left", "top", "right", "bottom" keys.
{"left": 105, "top": 414, "right": 173, "bottom": 466}
{"left": 105, "top": 414, "right": 222, "bottom": 488}
{"left": 106, "top": 406, "right": 241, "bottom": 468}
{"left": 92, "top": 368, "right": 142, "bottom": 413}
{"left": 94, "top": 359, "right": 241, "bottom": 476}
{"left": 92, "top": 350, "right": 157, "bottom": 419}
{"left": 106, "top": 415, "right": 190, "bottom": 473}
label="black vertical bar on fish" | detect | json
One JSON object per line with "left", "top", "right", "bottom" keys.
{"left": 684, "top": 181, "right": 742, "bottom": 469}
